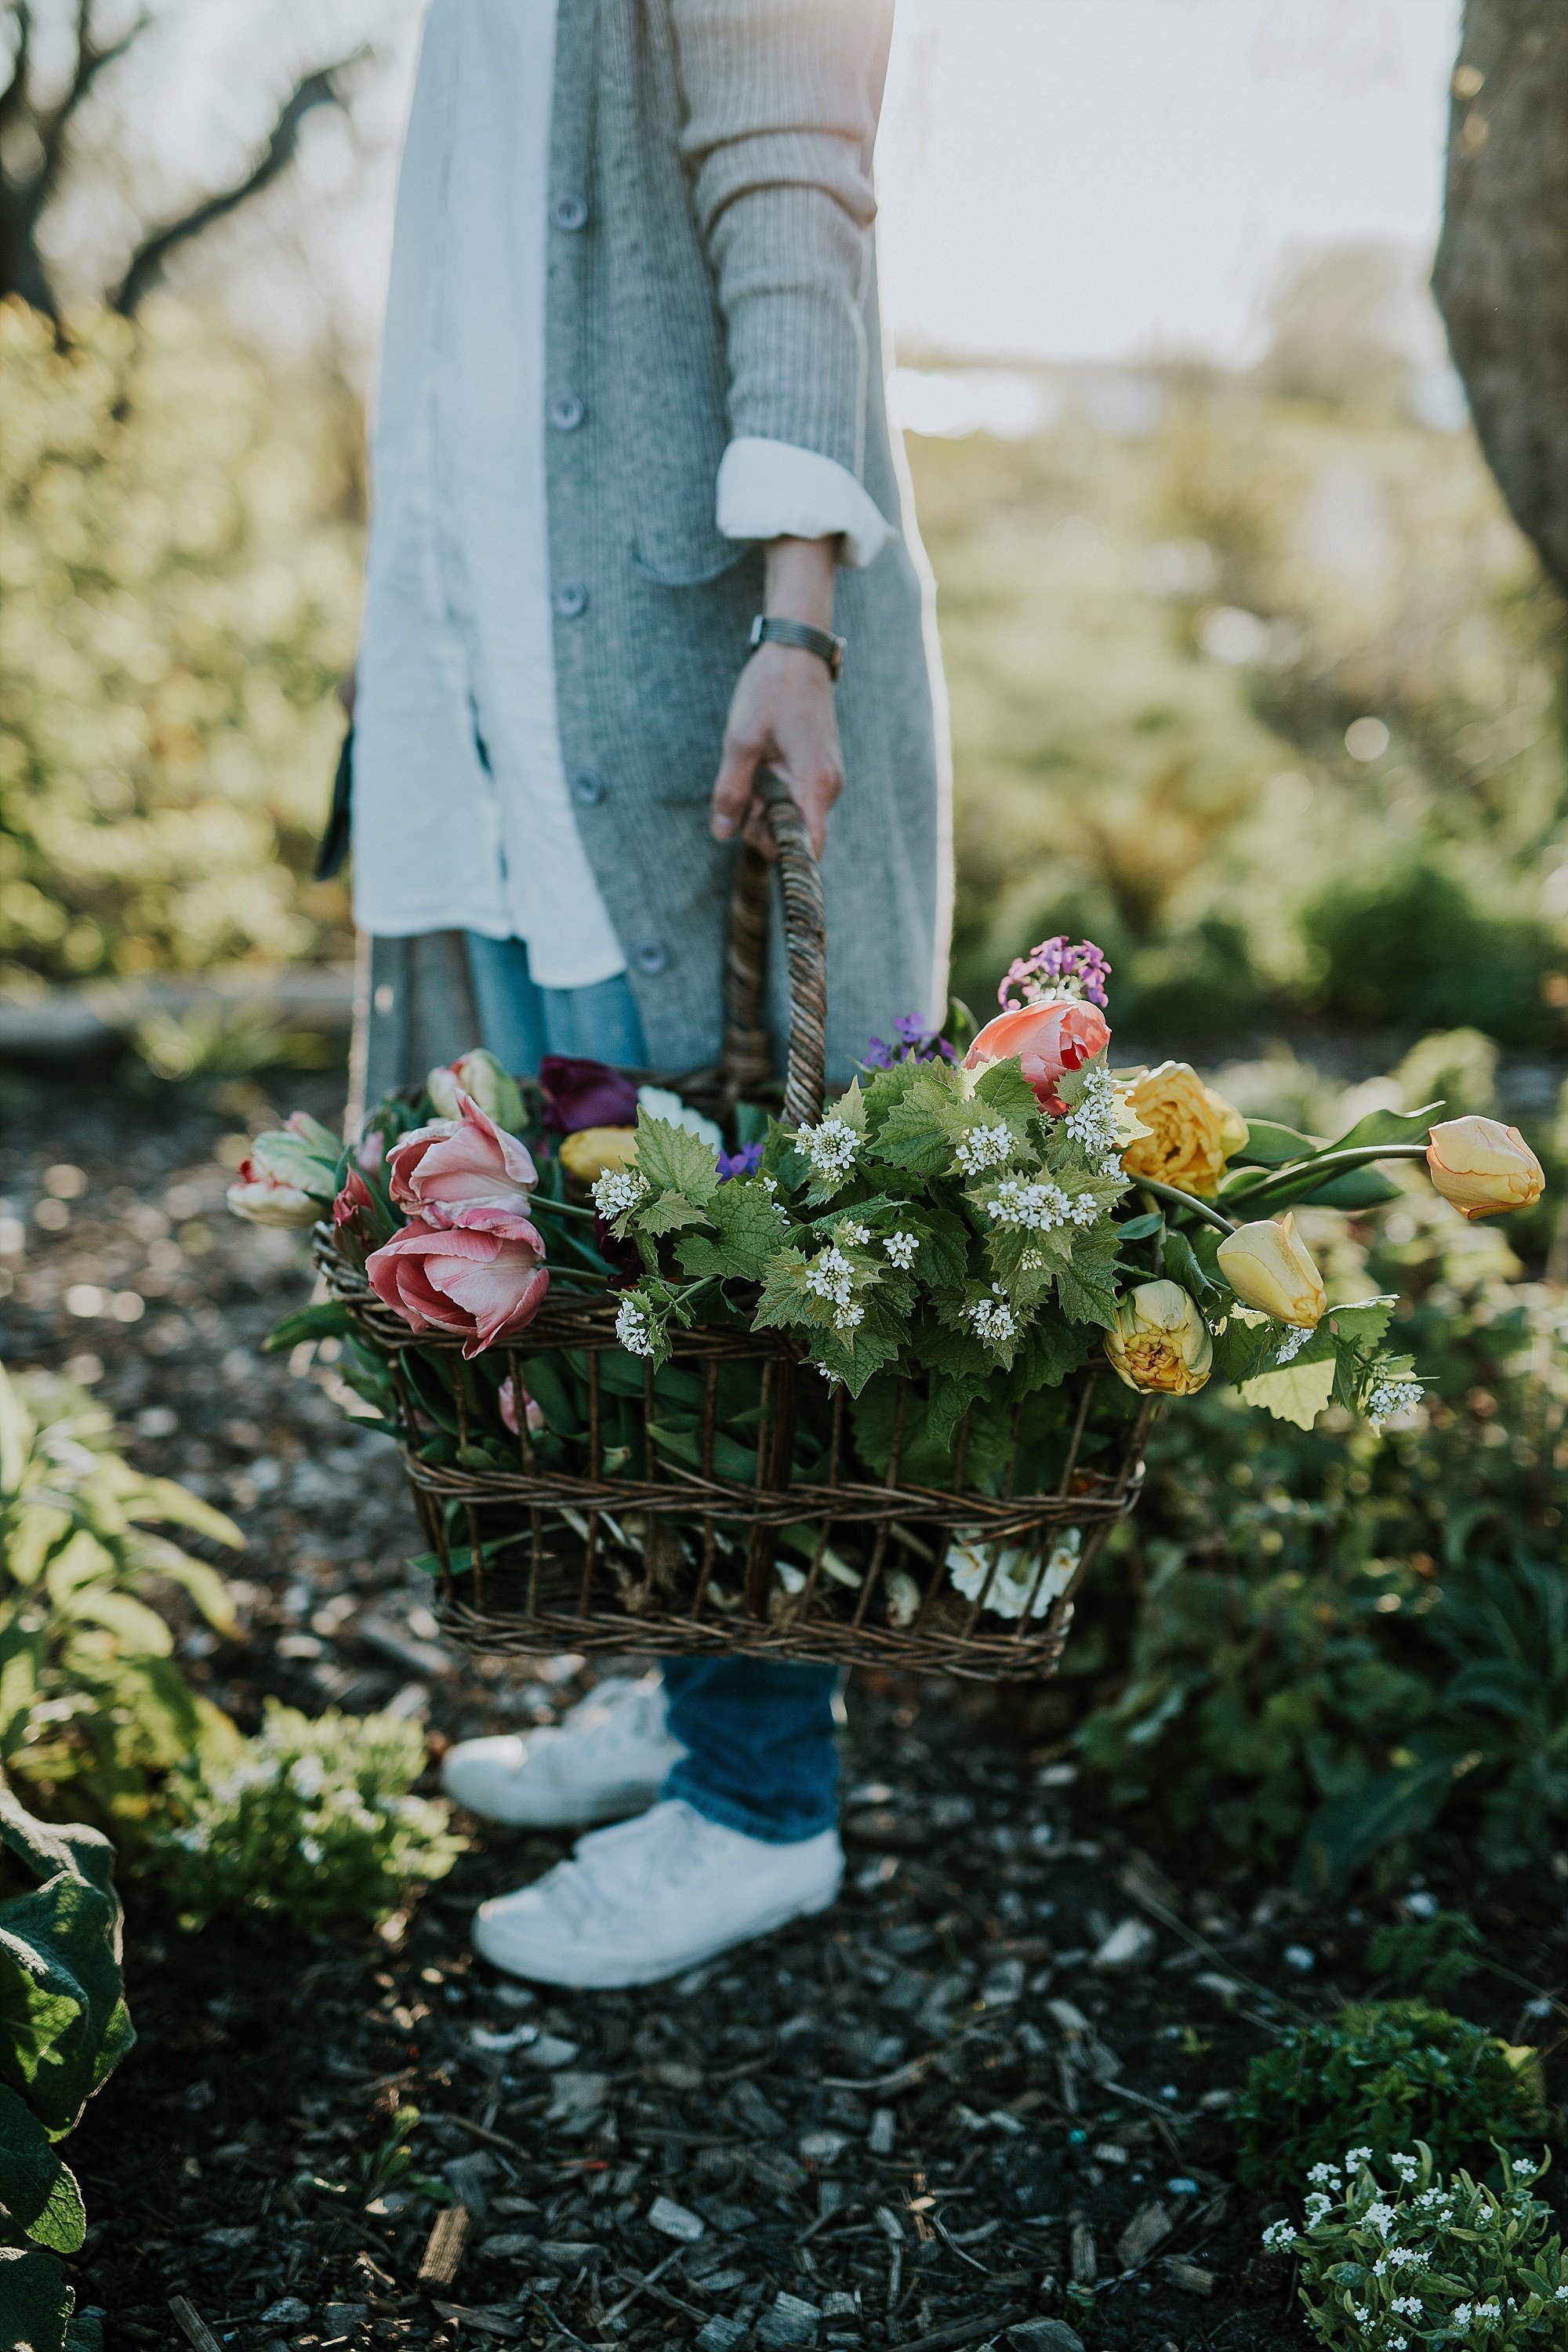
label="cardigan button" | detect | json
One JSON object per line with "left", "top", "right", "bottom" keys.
{"left": 555, "top": 581, "right": 589, "bottom": 619}
{"left": 551, "top": 192, "right": 589, "bottom": 231}
{"left": 549, "top": 394, "right": 586, "bottom": 432}
{"left": 632, "top": 938, "right": 669, "bottom": 976}
{"left": 572, "top": 770, "right": 607, "bottom": 806}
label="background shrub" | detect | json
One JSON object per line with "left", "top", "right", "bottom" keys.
{"left": 1233, "top": 1999, "right": 1544, "bottom": 2191}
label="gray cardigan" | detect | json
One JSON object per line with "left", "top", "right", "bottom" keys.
{"left": 363, "top": 0, "right": 949, "bottom": 1098}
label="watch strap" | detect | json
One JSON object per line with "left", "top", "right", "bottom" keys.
{"left": 748, "top": 614, "right": 845, "bottom": 681}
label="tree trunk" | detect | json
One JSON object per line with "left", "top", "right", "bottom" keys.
{"left": 1433, "top": 0, "right": 1568, "bottom": 593}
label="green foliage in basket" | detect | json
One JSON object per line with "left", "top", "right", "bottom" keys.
{"left": 143, "top": 1700, "right": 462, "bottom": 1933}
{"left": 0, "top": 1777, "right": 132, "bottom": 2352}
{"left": 1261, "top": 2143, "right": 1568, "bottom": 2350}
{"left": 1234, "top": 2001, "right": 1544, "bottom": 2193}
{"left": 0, "top": 1359, "right": 241, "bottom": 1825}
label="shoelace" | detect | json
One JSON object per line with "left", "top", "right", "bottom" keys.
{"left": 544, "top": 1803, "right": 713, "bottom": 1932}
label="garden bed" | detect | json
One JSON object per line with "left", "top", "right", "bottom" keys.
{"left": 3, "top": 1067, "right": 1566, "bottom": 2352}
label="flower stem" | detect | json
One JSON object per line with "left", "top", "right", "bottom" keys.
{"left": 531, "top": 1194, "right": 599, "bottom": 1223}
{"left": 1222, "top": 1141, "right": 1429, "bottom": 1212}
{"left": 1131, "top": 1178, "right": 1238, "bottom": 1236}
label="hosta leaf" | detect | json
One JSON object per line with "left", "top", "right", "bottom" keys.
{"left": 0, "top": 2244, "right": 73, "bottom": 2352}
{"left": 0, "top": 2085, "right": 85, "bottom": 2252}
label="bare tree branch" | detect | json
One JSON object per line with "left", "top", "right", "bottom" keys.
{"left": 1, "top": 0, "right": 154, "bottom": 314}
{"left": 111, "top": 57, "right": 358, "bottom": 315}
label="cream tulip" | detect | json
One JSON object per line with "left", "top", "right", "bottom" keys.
{"left": 1104, "top": 1279, "right": 1213, "bottom": 1396}
{"left": 1426, "top": 1116, "right": 1545, "bottom": 1220}
{"left": 1216, "top": 1214, "right": 1327, "bottom": 1329}
{"left": 560, "top": 1127, "right": 640, "bottom": 1183}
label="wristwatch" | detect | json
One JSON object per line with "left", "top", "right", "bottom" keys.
{"left": 748, "top": 614, "right": 846, "bottom": 681}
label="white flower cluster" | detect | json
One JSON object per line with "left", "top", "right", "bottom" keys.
{"left": 1307, "top": 2162, "right": 1341, "bottom": 2186}
{"left": 839, "top": 1221, "right": 871, "bottom": 1246}
{"left": 954, "top": 1122, "right": 1014, "bottom": 1174}
{"left": 1392, "top": 2297, "right": 1423, "bottom": 2318}
{"left": 799, "top": 1116, "right": 860, "bottom": 1183}
{"left": 986, "top": 1177, "right": 1098, "bottom": 1234}
{"left": 1305, "top": 2192, "right": 1333, "bottom": 2223}
{"left": 593, "top": 1167, "right": 646, "bottom": 1220}
{"left": 1389, "top": 2152, "right": 1421, "bottom": 2184}
{"left": 1364, "top": 2201, "right": 1397, "bottom": 2237}
{"left": 884, "top": 1230, "right": 919, "bottom": 1270}
{"left": 1274, "top": 1323, "right": 1312, "bottom": 1365}
{"left": 805, "top": 1244, "right": 864, "bottom": 1333}
{"left": 615, "top": 1294, "right": 657, "bottom": 1358}
{"left": 1063, "top": 1062, "right": 1130, "bottom": 1175}
{"left": 1384, "top": 2245, "right": 1426, "bottom": 2271}
{"left": 1261, "top": 2220, "right": 1296, "bottom": 2252}
{"left": 1367, "top": 1377, "right": 1424, "bottom": 1425}
{"left": 1346, "top": 2147, "right": 1374, "bottom": 2167}
{"left": 967, "top": 1294, "right": 1017, "bottom": 1348}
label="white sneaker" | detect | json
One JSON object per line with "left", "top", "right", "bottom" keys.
{"left": 441, "top": 1675, "right": 684, "bottom": 1828}
{"left": 471, "top": 1798, "right": 844, "bottom": 1988}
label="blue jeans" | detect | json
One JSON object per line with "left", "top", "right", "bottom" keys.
{"left": 465, "top": 934, "right": 841, "bottom": 1843}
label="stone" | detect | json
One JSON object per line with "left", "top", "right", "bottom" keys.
{"left": 867, "top": 2107, "right": 896, "bottom": 2154}
{"left": 321, "top": 2305, "right": 367, "bottom": 2338}
{"left": 798, "top": 2127, "right": 848, "bottom": 2165}
{"left": 1116, "top": 2199, "right": 1173, "bottom": 2268}
{"left": 756, "top": 2292, "right": 821, "bottom": 2347}
{"left": 647, "top": 2195, "right": 706, "bottom": 2242}
{"left": 1092, "top": 1918, "right": 1156, "bottom": 1969}
{"left": 727, "top": 2078, "right": 787, "bottom": 2139}
{"left": 1006, "top": 2323, "right": 1084, "bottom": 2352}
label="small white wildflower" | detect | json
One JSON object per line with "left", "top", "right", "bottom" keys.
{"left": 289, "top": 1754, "right": 325, "bottom": 1799}
{"left": 1373, "top": 2257, "right": 1387, "bottom": 2276}
{"left": 1345, "top": 2147, "right": 1374, "bottom": 2169}
{"left": 1274, "top": 1323, "right": 1312, "bottom": 1365}
{"left": 615, "top": 1294, "right": 656, "bottom": 1359}
{"left": 1512, "top": 2158, "right": 1538, "bottom": 2180}
{"left": 1451, "top": 2305, "right": 1473, "bottom": 2328}
{"left": 1475, "top": 2303, "right": 1501, "bottom": 2321}
{"left": 804, "top": 1244, "right": 856, "bottom": 1312}
{"left": 1389, "top": 2152, "right": 1420, "bottom": 2183}
{"left": 884, "top": 1229, "right": 919, "bottom": 1269}
{"left": 1391, "top": 2339, "right": 1406, "bottom": 2350}
{"left": 1365, "top": 2201, "right": 1397, "bottom": 2237}
{"left": 1063, "top": 1064, "right": 1128, "bottom": 1174}
{"left": 839, "top": 1221, "right": 871, "bottom": 1246}
{"left": 1307, "top": 2163, "right": 1341, "bottom": 2187}
{"left": 1392, "top": 2297, "right": 1423, "bottom": 2318}
{"left": 1351, "top": 2306, "right": 1370, "bottom": 2325}
{"left": 1555, "top": 2283, "right": 1568, "bottom": 2303}
{"left": 799, "top": 1116, "right": 859, "bottom": 1183}
{"left": 1366, "top": 1377, "right": 1423, "bottom": 1426}
{"left": 1305, "top": 2194, "right": 1332, "bottom": 2224}
{"left": 967, "top": 1293, "right": 1017, "bottom": 1348}
{"left": 1386, "top": 2245, "right": 1425, "bottom": 2270}
{"left": 815, "top": 1360, "right": 844, "bottom": 1387}
{"left": 835, "top": 1302, "right": 865, "bottom": 1333}
{"left": 592, "top": 1167, "right": 646, "bottom": 1220}
{"left": 299, "top": 1835, "right": 325, "bottom": 1865}
{"left": 1261, "top": 2220, "right": 1297, "bottom": 2252}
{"left": 953, "top": 1121, "right": 1014, "bottom": 1174}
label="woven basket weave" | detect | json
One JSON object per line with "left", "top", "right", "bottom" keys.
{"left": 324, "top": 775, "right": 1149, "bottom": 1681}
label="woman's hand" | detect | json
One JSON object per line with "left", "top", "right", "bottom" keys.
{"left": 710, "top": 535, "right": 843, "bottom": 858}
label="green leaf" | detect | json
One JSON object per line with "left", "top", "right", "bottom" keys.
{"left": 261, "top": 1301, "right": 354, "bottom": 1353}
{"left": 121, "top": 1477, "right": 241, "bottom": 1548}
{"left": 676, "top": 1180, "right": 788, "bottom": 1280}
{"left": 0, "top": 2243, "right": 72, "bottom": 2352}
{"left": 0, "top": 1786, "right": 132, "bottom": 2136}
{"left": 1227, "top": 1120, "right": 1323, "bottom": 1166}
{"left": 1329, "top": 1297, "right": 1397, "bottom": 1352}
{"left": 59, "top": 1592, "right": 172, "bottom": 1657}
{"left": 637, "top": 1190, "right": 713, "bottom": 1239}
{"left": 0, "top": 2085, "right": 85, "bottom": 2252}
{"left": 1237, "top": 1358, "right": 1336, "bottom": 1430}
{"left": 1329, "top": 1101, "right": 1441, "bottom": 1154}
{"left": 633, "top": 1114, "right": 720, "bottom": 1206}
{"left": 970, "top": 1058, "right": 1040, "bottom": 1129}
{"left": 1116, "top": 1211, "right": 1164, "bottom": 1242}
{"left": 1298, "top": 1167, "right": 1403, "bottom": 1210}
{"left": 873, "top": 1070, "right": 963, "bottom": 1174}
{"left": 1162, "top": 1229, "right": 1225, "bottom": 1309}
{"left": 0, "top": 1366, "right": 34, "bottom": 1504}
{"left": 1295, "top": 1733, "right": 1471, "bottom": 1894}
{"left": 134, "top": 1551, "right": 238, "bottom": 1635}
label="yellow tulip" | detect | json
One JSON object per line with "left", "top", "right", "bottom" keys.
{"left": 560, "top": 1127, "right": 640, "bottom": 1183}
{"left": 1426, "top": 1116, "right": 1545, "bottom": 1221}
{"left": 1104, "top": 1279, "right": 1213, "bottom": 1396}
{"left": 1216, "top": 1214, "right": 1327, "bottom": 1328}
{"left": 1120, "top": 1062, "right": 1249, "bottom": 1197}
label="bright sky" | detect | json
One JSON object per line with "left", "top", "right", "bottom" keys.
{"left": 873, "top": 0, "right": 1461, "bottom": 364}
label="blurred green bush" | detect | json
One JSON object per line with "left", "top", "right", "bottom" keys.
{"left": 0, "top": 297, "right": 358, "bottom": 996}
{"left": 909, "top": 385, "right": 1568, "bottom": 1046}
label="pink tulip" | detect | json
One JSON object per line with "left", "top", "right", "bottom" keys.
{"left": 964, "top": 999, "right": 1112, "bottom": 1116}
{"left": 498, "top": 1374, "right": 546, "bottom": 1437}
{"left": 366, "top": 1214, "right": 550, "bottom": 1359}
{"left": 331, "top": 1167, "right": 377, "bottom": 1265}
{"left": 387, "top": 1091, "right": 538, "bottom": 1232}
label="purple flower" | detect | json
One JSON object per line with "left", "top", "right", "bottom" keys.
{"left": 538, "top": 1055, "right": 640, "bottom": 1134}
{"left": 717, "top": 1142, "right": 764, "bottom": 1181}
{"left": 864, "top": 1014, "right": 956, "bottom": 1069}
{"left": 998, "top": 937, "right": 1110, "bottom": 1012}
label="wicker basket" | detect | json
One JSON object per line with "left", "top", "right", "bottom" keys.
{"left": 323, "top": 775, "right": 1149, "bottom": 1681}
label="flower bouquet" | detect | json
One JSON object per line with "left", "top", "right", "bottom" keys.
{"left": 232, "top": 925, "right": 1544, "bottom": 1679}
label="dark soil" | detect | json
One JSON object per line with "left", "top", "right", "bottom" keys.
{"left": 3, "top": 1067, "right": 1564, "bottom": 2352}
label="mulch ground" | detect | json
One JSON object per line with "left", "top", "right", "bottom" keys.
{"left": 4, "top": 1065, "right": 1565, "bottom": 2352}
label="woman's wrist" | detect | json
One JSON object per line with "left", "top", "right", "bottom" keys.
{"left": 762, "top": 534, "right": 839, "bottom": 631}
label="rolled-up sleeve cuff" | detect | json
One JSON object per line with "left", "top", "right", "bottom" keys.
{"left": 716, "top": 437, "right": 896, "bottom": 570}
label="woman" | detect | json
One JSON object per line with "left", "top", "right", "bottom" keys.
{"left": 350, "top": 0, "right": 948, "bottom": 1987}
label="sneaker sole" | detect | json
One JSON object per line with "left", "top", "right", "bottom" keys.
{"left": 443, "top": 1782, "right": 666, "bottom": 1831}
{"left": 472, "top": 1873, "right": 844, "bottom": 1990}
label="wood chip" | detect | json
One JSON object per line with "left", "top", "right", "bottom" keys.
{"left": 1069, "top": 2220, "right": 1097, "bottom": 2285}
{"left": 418, "top": 2201, "right": 472, "bottom": 2290}
{"left": 1163, "top": 2257, "right": 1216, "bottom": 2296}
{"left": 169, "top": 2298, "right": 223, "bottom": 2352}
{"left": 1116, "top": 2198, "right": 1172, "bottom": 2269}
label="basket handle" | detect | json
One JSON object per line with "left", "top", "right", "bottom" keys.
{"left": 720, "top": 768, "right": 827, "bottom": 1129}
